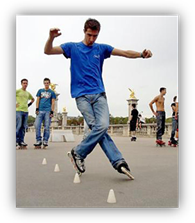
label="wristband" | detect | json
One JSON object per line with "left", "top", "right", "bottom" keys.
{"left": 28, "top": 102, "right": 32, "bottom": 107}
{"left": 36, "top": 108, "right": 39, "bottom": 112}
{"left": 50, "top": 111, "right": 54, "bottom": 115}
{"left": 141, "top": 52, "right": 144, "bottom": 58}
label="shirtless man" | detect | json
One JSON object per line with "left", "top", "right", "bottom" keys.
{"left": 149, "top": 87, "right": 166, "bottom": 145}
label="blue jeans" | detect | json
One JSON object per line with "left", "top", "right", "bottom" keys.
{"left": 170, "top": 117, "right": 177, "bottom": 140}
{"left": 35, "top": 111, "right": 51, "bottom": 142}
{"left": 16, "top": 111, "right": 28, "bottom": 143}
{"left": 156, "top": 111, "right": 166, "bottom": 140}
{"left": 75, "top": 93, "right": 124, "bottom": 168}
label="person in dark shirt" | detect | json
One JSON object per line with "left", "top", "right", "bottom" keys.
{"left": 130, "top": 104, "right": 139, "bottom": 141}
{"left": 168, "top": 96, "right": 178, "bottom": 146}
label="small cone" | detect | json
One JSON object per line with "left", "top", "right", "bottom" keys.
{"left": 42, "top": 158, "right": 47, "bottom": 165}
{"left": 73, "top": 173, "right": 81, "bottom": 183}
{"left": 107, "top": 189, "right": 116, "bottom": 203}
{"left": 54, "top": 164, "right": 60, "bottom": 172}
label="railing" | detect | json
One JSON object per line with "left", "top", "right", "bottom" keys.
{"left": 28, "top": 123, "right": 172, "bottom": 137}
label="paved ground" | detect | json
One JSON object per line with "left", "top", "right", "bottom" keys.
{"left": 16, "top": 132, "right": 178, "bottom": 208}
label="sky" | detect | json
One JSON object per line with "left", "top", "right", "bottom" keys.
{"left": 16, "top": 15, "right": 178, "bottom": 118}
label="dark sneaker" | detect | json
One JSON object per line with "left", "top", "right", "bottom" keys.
{"left": 67, "top": 149, "right": 85, "bottom": 174}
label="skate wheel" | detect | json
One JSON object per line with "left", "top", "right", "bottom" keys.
{"left": 67, "top": 152, "right": 82, "bottom": 176}
{"left": 77, "top": 172, "right": 82, "bottom": 177}
{"left": 20, "top": 146, "right": 27, "bottom": 150}
{"left": 67, "top": 152, "right": 72, "bottom": 158}
{"left": 34, "top": 146, "right": 41, "bottom": 149}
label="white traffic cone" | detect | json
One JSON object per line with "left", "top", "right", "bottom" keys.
{"left": 107, "top": 189, "right": 116, "bottom": 203}
{"left": 42, "top": 158, "right": 47, "bottom": 165}
{"left": 54, "top": 164, "right": 60, "bottom": 172}
{"left": 73, "top": 173, "right": 81, "bottom": 183}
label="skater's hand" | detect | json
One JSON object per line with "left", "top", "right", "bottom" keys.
{"left": 141, "top": 49, "right": 152, "bottom": 58}
{"left": 50, "top": 111, "right": 54, "bottom": 118}
{"left": 175, "top": 115, "right": 178, "bottom": 120}
{"left": 49, "top": 28, "right": 61, "bottom": 39}
{"left": 154, "top": 112, "right": 158, "bottom": 117}
{"left": 35, "top": 108, "right": 39, "bottom": 115}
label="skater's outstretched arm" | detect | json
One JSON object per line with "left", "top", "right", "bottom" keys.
{"left": 44, "top": 28, "right": 64, "bottom": 55}
{"left": 111, "top": 48, "right": 152, "bottom": 59}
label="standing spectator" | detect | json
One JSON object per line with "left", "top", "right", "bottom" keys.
{"left": 138, "top": 114, "right": 145, "bottom": 130}
{"left": 149, "top": 87, "right": 167, "bottom": 146}
{"left": 168, "top": 101, "right": 178, "bottom": 146}
{"left": 130, "top": 104, "right": 139, "bottom": 141}
{"left": 16, "top": 79, "right": 34, "bottom": 148}
{"left": 34, "top": 78, "right": 56, "bottom": 148}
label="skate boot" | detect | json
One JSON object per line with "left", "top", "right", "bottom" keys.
{"left": 18, "top": 142, "right": 28, "bottom": 149}
{"left": 168, "top": 138, "right": 177, "bottom": 147}
{"left": 114, "top": 161, "right": 134, "bottom": 180}
{"left": 156, "top": 139, "right": 166, "bottom": 147}
{"left": 43, "top": 141, "right": 48, "bottom": 149}
{"left": 67, "top": 149, "right": 85, "bottom": 176}
{"left": 34, "top": 141, "right": 42, "bottom": 149}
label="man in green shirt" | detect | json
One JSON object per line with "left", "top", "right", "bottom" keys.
{"left": 16, "top": 79, "right": 34, "bottom": 148}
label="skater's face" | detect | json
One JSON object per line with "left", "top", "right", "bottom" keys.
{"left": 44, "top": 81, "right": 50, "bottom": 89}
{"left": 162, "top": 89, "right": 167, "bottom": 95}
{"left": 83, "top": 28, "right": 99, "bottom": 46}
{"left": 21, "top": 80, "right": 28, "bottom": 90}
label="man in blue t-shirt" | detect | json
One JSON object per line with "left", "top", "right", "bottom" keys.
{"left": 34, "top": 78, "right": 56, "bottom": 148}
{"left": 44, "top": 18, "right": 152, "bottom": 179}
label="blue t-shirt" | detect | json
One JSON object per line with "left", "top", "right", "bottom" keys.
{"left": 60, "top": 42, "right": 114, "bottom": 98}
{"left": 36, "top": 88, "right": 56, "bottom": 111}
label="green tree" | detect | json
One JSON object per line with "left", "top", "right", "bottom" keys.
{"left": 27, "top": 115, "right": 35, "bottom": 126}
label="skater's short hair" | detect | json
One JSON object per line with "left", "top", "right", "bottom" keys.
{"left": 173, "top": 96, "right": 177, "bottom": 102}
{"left": 43, "top": 78, "right": 50, "bottom": 83}
{"left": 171, "top": 103, "right": 176, "bottom": 107}
{"left": 132, "top": 104, "right": 136, "bottom": 108}
{"left": 160, "top": 87, "right": 166, "bottom": 92}
{"left": 21, "top": 78, "right": 28, "bottom": 83}
{"left": 84, "top": 18, "right": 101, "bottom": 32}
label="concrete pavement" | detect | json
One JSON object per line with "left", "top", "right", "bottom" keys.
{"left": 16, "top": 132, "right": 178, "bottom": 208}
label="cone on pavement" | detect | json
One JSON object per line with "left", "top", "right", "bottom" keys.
{"left": 54, "top": 164, "right": 60, "bottom": 172}
{"left": 42, "top": 158, "right": 47, "bottom": 165}
{"left": 107, "top": 189, "right": 116, "bottom": 203}
{"left": 73, "top": 173, "right": 81, "bottom": 183}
